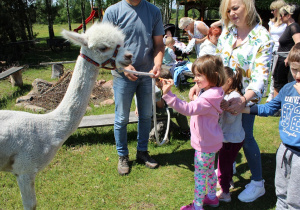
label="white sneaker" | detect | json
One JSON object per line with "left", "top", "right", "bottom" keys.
{"left": 238, "top": 180, "right": 265, "bottom": 202}
{"left": 266, "top": 93, "right": 273, "bottom": 103}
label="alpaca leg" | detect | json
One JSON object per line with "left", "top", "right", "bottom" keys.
{"left": 17, "top": 174, "right": 37, "bottom": 210}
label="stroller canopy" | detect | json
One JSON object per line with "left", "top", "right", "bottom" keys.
{"left": 164, "top": 24, "right": 176, "bottom": 37}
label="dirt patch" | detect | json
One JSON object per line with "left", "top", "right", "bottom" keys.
{"left": 28, "top": 71, "right": 114, "bottom": 110}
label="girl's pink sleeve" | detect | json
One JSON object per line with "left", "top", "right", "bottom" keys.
{"left": 162, "top": 91, "right": 211, "bottom": 116}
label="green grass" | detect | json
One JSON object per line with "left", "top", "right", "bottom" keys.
{"left": 0, "top": 24, "right": 281, "bottom": 209}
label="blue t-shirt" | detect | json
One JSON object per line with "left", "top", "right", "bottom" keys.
{"left": 102, "top": 0, "right": 164, "bottom": 72}
{"left": 256, "top": 81, "right": 300, "bottom": 149}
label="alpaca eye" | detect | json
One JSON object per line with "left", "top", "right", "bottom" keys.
{"left": 98, "top": 47, "right": 109, "bottom": 52}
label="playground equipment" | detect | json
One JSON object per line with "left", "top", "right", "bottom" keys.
{"left": 74, "top": 0, "right": 105, "bottom": 33}
{"left": 74, "top": 8, "right": 99, "bottom": 32}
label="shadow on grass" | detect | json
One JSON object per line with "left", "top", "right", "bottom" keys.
{"left": 66, "top": 126, "right": 277, "bottom": 209}
{"left": 65, "top": 125, "right": 140, "bottom": 146}
{"left": 0, "top": 84, "right": 32, "bottom": 109}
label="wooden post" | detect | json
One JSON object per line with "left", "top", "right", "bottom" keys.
{"left": 51, "top": 64, "right": 64, "bottom": 79}
{"left": 10, "top": 71, "right": 23, "bottom": 87}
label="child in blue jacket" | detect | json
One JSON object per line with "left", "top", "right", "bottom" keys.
{"left": 243, "top": 43, "right": 300, "bottom": 209}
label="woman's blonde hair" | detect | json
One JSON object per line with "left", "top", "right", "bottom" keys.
{"left": 192, "top": 55, "right": 225, "bottom": 87}
{"left": 270, "top": 0, "right": 286, "bottom": 25}
{"left": 279, "top": 4, "right": 299, "bottom": 20}
{"left": 219, "top": 0, "right": 261, "bottom": 28}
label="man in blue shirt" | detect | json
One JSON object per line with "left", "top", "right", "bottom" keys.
{"left": 102, "top": 0, "right": 164, "bottom": 175}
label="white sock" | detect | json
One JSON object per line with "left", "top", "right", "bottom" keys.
{"left": 194, "top": 203, "right": 203, "bottom": 210}
{"left": 207, "top": 193, "right": 216, "bottom": 200}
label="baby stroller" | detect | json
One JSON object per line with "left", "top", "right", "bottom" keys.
{"left": 164, "top": 24, "right": 189, "bottom": 61}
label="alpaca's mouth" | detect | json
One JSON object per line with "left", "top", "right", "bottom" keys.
{"left": 119, "top": 60, "right": 132, "bottom": 68}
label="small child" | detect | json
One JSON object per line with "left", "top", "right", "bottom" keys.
{"left": 216, "top": 66, "right": 245, "bottom": 202}
{"left": 163, "top": 37, "right": 177, "bottom": 66}
{"left": 162, "top": 54, "right": 226, "bottom": 210}
{"left": 242, "top": 43, "right": 300, "bottom": 209}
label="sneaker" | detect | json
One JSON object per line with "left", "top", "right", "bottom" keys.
{"left": 180, "top": 202, "right": 203, "bottom": 210}
{"left": 217, "top": 190, "right": 231, "bottom": 202}
{"left": 118, "top": 155, "right": 129, "bottom": 175}
{"left": 215, "top": 168, "right": 234, "bottom": 189}
{"left": 180, "top": 202, "right": 195, "bottom": 210}
{"left": 266, "top": 93, "right": 274, "bottom": 103}
{"left": 203, "top": 195, "right": 219, "bottom": 207}
{"left": 136, "top": 151, "right": 158, "bottom": 169}
{"left": 238, "top": 180, "right": 265, "bottom": 202}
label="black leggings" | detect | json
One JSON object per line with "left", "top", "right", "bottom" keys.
{"left": 273, "top": 56, "right": 290, "bottom": 92}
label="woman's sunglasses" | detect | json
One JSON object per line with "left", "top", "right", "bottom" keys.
{"left": 280, "top": 13, "right": 287, "bottom": 18}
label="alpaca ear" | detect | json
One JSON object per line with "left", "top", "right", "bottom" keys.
{"left": 61, "top": 30, "right": 88, "bottom": 47}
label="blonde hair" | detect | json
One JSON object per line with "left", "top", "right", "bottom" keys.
{"left": 219, "top": 0, "right": 261, "bottom": 28}
{"left": 280, "top": 4, "right": 298, "bottom": 20}
{"left": 270, "top": 0, "right": 286, "bottom": 25}
{"left": 192, "top": 55, "right": 225, "bottom": 87}
{"left": 165, "top": 37, "right": 175, "bottom": 46}
{"left": 179, "top": 17, "right": 194, "bottom": 29}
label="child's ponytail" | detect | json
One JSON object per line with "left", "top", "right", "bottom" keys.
{"left": 224, "top": 66, "right": 244, "bottom": 95}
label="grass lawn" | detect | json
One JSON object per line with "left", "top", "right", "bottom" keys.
{"left": 0, "top": 24, "right": 281, "bottom": 209}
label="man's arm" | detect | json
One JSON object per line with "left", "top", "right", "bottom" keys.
{"left": 151, "top": 35, "right": 165, "bottom": 78}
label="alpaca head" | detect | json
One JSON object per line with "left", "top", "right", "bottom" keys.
{"left": 62, "top": 22, "right": 132, "bottom": 69}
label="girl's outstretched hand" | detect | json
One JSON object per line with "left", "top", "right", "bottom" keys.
{"left": 161, "top": 79, "right": 174, "bottom": 95}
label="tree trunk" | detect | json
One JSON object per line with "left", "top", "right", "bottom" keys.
{"left": 45, "top": 0, "right": 55, "bottom": 39}
{"left": 81, "top": 0, "right": 86, "bottom": 33}
{"left": 175, "top": 0, "right": 179, "bottom": 37}
{"left": 66, "top": 0, "right": 72, "bottom": 31}
{"left": 24, "top": 0, "right": 34, "bottom": 41}
{"left": 96, "top": 0, "right": 102, "bottom": 21}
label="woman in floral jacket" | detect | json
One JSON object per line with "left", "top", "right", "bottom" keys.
{"left": 189, "top": 0, "right": 274, "bottom": 203}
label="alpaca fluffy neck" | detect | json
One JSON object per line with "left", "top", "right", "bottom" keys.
{"left": 51, "top": 48, "right": 99, "bottom": 134}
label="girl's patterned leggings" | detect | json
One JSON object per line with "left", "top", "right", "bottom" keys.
{"left": 194, "top": 150, "right": 217, "bottom": 207}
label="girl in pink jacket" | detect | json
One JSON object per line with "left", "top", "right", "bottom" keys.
{"left": 162, "top": 55, "right": 225, "bottom": 210}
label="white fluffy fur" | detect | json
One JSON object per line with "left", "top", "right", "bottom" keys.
{"left": 0, "top": 22, "right": 132, "bottom": 210}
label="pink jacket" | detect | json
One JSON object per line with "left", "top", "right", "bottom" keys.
{"left": 162, "top": 87, "right": 224, "bottom": 153}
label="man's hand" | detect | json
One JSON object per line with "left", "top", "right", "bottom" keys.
{"left": 149, "top": 65, "right": 161, "bottom": 78}
{"left": 124, "top": 64, "right": 138, "bottom": 81}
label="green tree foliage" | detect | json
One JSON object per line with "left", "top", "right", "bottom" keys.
{"left": 55, "top": 0, "right": 91, "bottom": 24}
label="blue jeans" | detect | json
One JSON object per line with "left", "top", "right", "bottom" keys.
{"left": 242, "top": 113, "right": 263, "bottom": 181}
{"left": 113, "top": 74, "right": 153, "bottom": 156}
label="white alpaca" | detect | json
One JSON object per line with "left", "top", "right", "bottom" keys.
{"left": 0, "top": 22, "right": 132, "bottom": 210}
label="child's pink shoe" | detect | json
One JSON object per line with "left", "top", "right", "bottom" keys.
{"left": 203, "top": 195, "right": 219, "bottom": 207}
{"left": 180, "top": 202, "right": 204, "bottom": 210}
{"left": 180, "top": 203, "right": 195, "bottom": 210}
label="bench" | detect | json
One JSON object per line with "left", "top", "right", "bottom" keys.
{"left": 78, "top": 111, "right": 139, "bottom": 128}
{"left": 46, "top": 38, "right": 70, "bottom": 52}
{"left": 40, "top": 61, "right": 76, "bottom": 78}
{"left": 78, "top": 111, "right": 168, "bottom": 129}
{"left": 0, "top": 66, "right": 24, "bottom": 87}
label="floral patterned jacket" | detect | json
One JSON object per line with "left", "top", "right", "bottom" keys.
{"left": 216, "top": 23, "right": 274, "bottom": 104}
